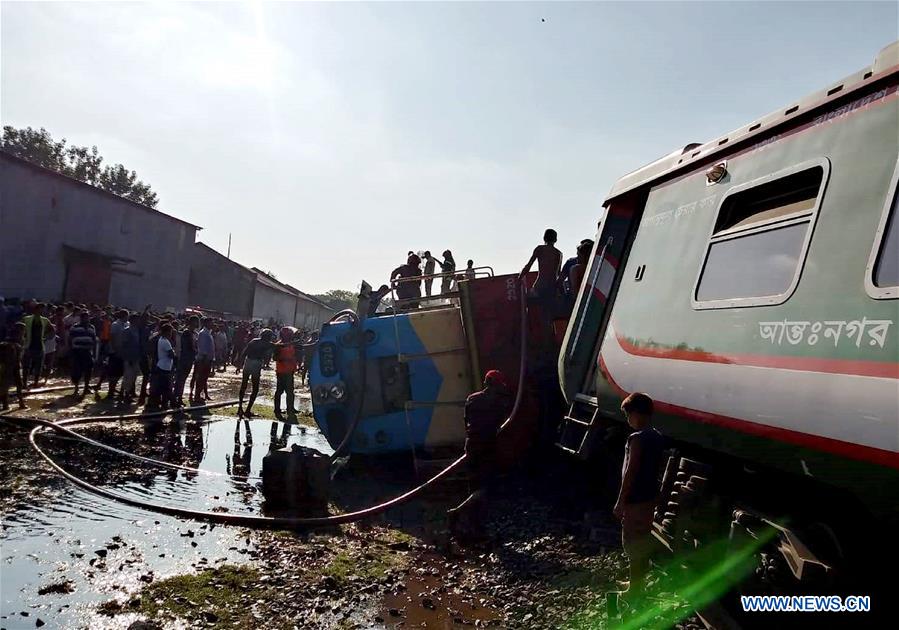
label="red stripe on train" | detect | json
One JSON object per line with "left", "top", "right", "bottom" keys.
{"left": 616, "top": 334, "right": 899, "bottom": 379}
{"left": 598, "top": 356, "right": 899, "bottom": 470}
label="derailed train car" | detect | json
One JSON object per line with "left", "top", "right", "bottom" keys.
{"left": 559, "top": 41, "right": 899, "bottom": 603}
{"left": 308, "top": 271, "right": 551, "bottom": 466}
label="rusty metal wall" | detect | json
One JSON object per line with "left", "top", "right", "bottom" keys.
{"left": 188, "top": 243, "right": 256, "bottom": 319}
{"left": 0, "top": 153, "right": 197, "bottom": 310}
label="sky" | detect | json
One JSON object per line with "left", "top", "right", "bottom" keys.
{"left": 2, "top": 1, "right": 897, "bottom": 294}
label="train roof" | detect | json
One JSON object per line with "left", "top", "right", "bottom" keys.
{"left": 604, "top": 41, "right": 899, "bottom": 203}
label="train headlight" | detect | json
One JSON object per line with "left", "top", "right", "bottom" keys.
{"left": 706, "top": 161, "right": 728, "bottom": 185}
{"left": 313, "top": 386, "right": 331, "bottom": 403}
{"left": 330, "top": 382, "right": 347, "bottom": 401}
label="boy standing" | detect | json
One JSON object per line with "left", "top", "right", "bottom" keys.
{"left": 613, "top": 392, "right": 664, "bottom": 600}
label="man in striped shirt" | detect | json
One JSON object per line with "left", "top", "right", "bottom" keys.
{"left": 69, "top": 311, "right": 98, "bottom": 398}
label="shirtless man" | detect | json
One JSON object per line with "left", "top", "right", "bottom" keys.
{"left": 520, "top": 229, "right": 562, "bottom": 338}
{"left": 520, "top": 229, "right": 562, "bottom": 297}
{"left": 237, "top": 328, "right": 277, "bottom": 418}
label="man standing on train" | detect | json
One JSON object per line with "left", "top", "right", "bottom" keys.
{"left": 390, "top": 253, "right": 423, "bottom": 310}
{"left": 422, "top": 251, "right": 437, "bottom": 297}
{"left": 519, "top": 228, "right": 562, "bottom": 341}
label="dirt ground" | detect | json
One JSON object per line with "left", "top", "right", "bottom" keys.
{"left": 0, "top": 368, "right": 703, "bottom": 630}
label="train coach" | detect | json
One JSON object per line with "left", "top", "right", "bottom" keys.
{"left": 558, "top": 41, "right": 899, "bottom": 608}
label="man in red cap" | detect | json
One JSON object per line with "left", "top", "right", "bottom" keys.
{"left": 447, "top": 368, "right": 512, "bottom": 541}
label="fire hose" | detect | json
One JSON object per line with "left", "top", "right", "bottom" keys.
{"left": 12, "top": 281, "right": 528, "bottom": 528}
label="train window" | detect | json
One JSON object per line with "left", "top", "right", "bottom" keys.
{"left": 866, "top": 159, "right": 899, "bottom": 299}
{"left": 693, "top": 159, "right": 829, "bottom": 309}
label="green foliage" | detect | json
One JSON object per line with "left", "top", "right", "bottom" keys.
{"left": 139, "top": 565, "right": 268, "bottom": 626}
{"left": 322, "top": 548, "right": 400, "bottom": 585}
{"left": 2, "top": 125, "right": 159, "bottom": 208}
{"left": 312, "top": 289, "right": 357, "bottom": 312}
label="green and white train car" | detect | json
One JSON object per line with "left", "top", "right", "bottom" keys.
{"left": 559, "top": 41, "right": 899, "bottom": 590}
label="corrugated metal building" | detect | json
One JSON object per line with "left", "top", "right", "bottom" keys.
{"left": 0, "top": 151, "right": 199, "bottom": 310}
{"left": 188, "top": 242, "right": 256, "bottom": 319}
{"left": 250, "top": 268, "right": 333, "bottom": 330}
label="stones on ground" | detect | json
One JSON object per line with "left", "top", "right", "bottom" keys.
{"left": 37, "top": 580, "right": 74, "bottom": 595}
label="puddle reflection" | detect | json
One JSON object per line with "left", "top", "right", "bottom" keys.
{"left": 0, "top": 416, "right": 330, "bottom": 628}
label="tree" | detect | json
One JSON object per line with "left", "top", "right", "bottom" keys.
{"left": 312, "top": 289, "right": 357, "bottom": 312}
{"left": 1, "top": 126, "right": 67, "bottom": 172}
{"left": 66, "top": 144, "right": 103, "bottom": 185}
{"left": 2, "top": 125, "right": 159, "bottom": 208}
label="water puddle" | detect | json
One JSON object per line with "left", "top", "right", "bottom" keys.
{"left": 0, "top": 414, "right": 330, "bottom": 628}
{"left": 379, "top": 555, "right": 501, "bottom": 628}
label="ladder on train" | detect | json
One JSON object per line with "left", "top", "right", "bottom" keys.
{"left": 556, "top": 393, "right": 602, "bottom": 459}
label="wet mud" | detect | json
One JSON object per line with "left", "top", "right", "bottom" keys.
{"left": 1, "top": 370, "right": 702, "bottom": 629}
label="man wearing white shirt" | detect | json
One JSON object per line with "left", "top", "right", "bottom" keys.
{"left": 194, "top": 318, "right": 215, "bottom": 401}
{"left": 148, "top": 323, "right": 175, "bottom": 409}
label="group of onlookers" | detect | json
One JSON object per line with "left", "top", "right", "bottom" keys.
{"left": 388, "top": 249, "right": 478, "bottom": 310}
{"left": 0, "top": 297, "right": 317, "bottom": 413}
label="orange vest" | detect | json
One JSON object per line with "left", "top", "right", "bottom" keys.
{"left": 275, "top": 345, "right": 297, "bottom": 374}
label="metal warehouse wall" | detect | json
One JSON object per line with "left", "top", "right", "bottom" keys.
{"left": 294, "top": 300, "right": 332, "bottom": 330}
{"left": 0, "top": 154, "right": 197, "bottom": 310}
{"left": 252, "top": 284, "right": 297, "bottom": 325}
{"left": 188, "top": 244, "right": 255, "bottom": 318}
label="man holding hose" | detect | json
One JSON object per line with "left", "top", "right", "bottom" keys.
{"left": 447, "top": 369, "right": 512, "bottom": 542}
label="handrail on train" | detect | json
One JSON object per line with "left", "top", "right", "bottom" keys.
{"left": 390, "top": 265, "right": 494, "bottom": 285}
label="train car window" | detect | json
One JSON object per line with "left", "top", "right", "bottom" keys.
{"left": 693, "top": 159, "right": 829, "bottom": 309}
{"left": 697, "top": 223, "right": 808, "bottom": 302}
{"left": 866, "top": 159, "right": 899, "bottom": 299}
{"left": 713, "top": 167, "right": 821, "bottom": 234}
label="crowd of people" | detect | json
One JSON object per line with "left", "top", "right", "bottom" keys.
{"left": 0, "top": 298, "right": 318, "bottom": 418}
{"left": 386, "top": 249, "right": 479, "bottom": 311}
{"left": 382, "top": 232, "right": 594, "bottom": 316}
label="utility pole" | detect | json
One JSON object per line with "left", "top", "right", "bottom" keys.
{"left": 227, "top": 233, "right": 232, "bottom": 259}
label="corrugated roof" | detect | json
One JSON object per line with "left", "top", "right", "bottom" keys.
{"left": 1, "top": 151, "right": 201, "bottom": 229}
{"left": 250, "top": 267, "right": 334, "bottom": 311}
{"left": 194, "top": 242, "right": 255, "bottom": 277}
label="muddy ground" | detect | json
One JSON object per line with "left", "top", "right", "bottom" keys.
{"left": 1, "top": 369, "right": 702, "bottom": 630}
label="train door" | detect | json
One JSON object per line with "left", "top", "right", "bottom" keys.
{"left": 558, "top": 191, "right": 645, "bottom": 402}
